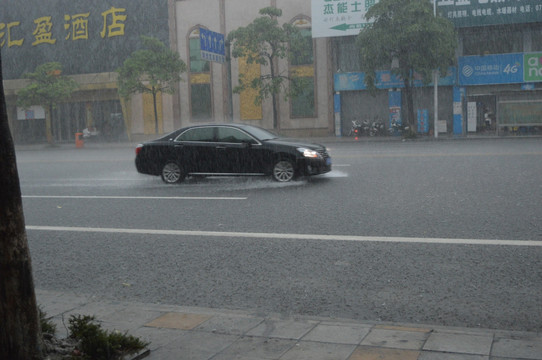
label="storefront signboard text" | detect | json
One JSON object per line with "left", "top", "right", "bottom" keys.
{"left": 459, "top": 52, "right": 542, "bottom": 85}
{"left": 436, "top": 0, "right": 542, "bottom": 27}
{"left": 311, "top": 0, "right": 378, "bottom": 38}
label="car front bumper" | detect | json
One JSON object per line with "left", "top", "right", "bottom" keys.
{"left": 301, "top": 156, "right": 332, "bottom": 175}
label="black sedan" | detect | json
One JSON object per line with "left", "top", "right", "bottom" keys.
{"left": 135, "top": 124, "right": 332, "bottom": 184}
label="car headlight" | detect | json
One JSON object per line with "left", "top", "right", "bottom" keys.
{"left": 297, "top": 148, "right": 320, "bottom": 158}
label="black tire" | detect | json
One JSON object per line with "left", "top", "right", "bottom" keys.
{"left": 272, "top": 159, "right": 296, "bottom": 182}
{"left": 161, "top": 161, "right": 185, "bottom": 184}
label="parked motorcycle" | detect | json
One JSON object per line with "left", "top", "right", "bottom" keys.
{"left": 388, "top": 119, "right": 410, "bottom": 136}
{"left": 370, "top": 120, "right": 386, "bottom": 136}
{"left": 348, "top": 119, "right": 370, "bottom": 137}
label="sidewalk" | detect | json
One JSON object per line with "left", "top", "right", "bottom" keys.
{"left": 37, "top": 289, "right": 542, "bottom": 360}
{"left": 14, "top": 133, "right": 542, "bottom": 153}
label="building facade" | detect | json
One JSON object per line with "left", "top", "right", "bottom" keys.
{"left": 2, "top": 0, "right": 541, "bottom": 143}
{"left": 1, "top": 0, "right": 334, "bottom": 144}
{"left": 173, "top": 0, "right": 333, "bottom": 137}
{"left": 1, "top": 0, "right": 175, "bottom": 143}
{"left": 324, "top": 0, "right": 542, "bottom": 136}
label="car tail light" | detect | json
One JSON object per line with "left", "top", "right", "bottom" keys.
{"left": 135, "top": 144, "right": 143, "bottom": 156}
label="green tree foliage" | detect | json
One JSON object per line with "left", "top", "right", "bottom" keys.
{"left": 17, "top": 62, "right": 78, "bottom": 144}
{"left": 117, "top": 36, "right": 186, "bottom": 134}
{"left": 68, "top": 315, "right": 149, "bottom": 360}
{"left": 357, "top": 0, "right": 457, "bottom": 133}
{"left": 227, "top": 7, "right": 312, "bottom": 129}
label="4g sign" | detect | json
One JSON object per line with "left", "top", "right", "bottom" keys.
{"left": 459, "top": 52, "right": 542, "bottom": 85}
{"left": 524, "top": 53, "right": 542, "bottom": 82}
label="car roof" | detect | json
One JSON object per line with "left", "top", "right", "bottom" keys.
{"left": 184, "top": 123, "right": 252, "bottom": 130}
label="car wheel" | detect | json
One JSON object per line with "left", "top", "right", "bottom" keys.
{"left": 272, "top": 159, "right": 295, "bottom": 182}
{"left": 161, "top": 161, "right": 185, "bottom": 184}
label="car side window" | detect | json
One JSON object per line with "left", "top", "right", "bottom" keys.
{"left": 216, "top": 127, "right": 255, "bottom": 144}
{"left": 176, "top": 127, "right": 215, "bottom": 142}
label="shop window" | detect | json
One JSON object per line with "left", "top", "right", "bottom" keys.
{"left": 291, "top": 28, "right": 313, "bottom": 66}
{"left": 239, "top": 55, "right": 262, "bottom": 120}
{"left": 291, "top": 77, "right": 315, "bottom": 118}
{"left": 336, "top": 37, "right": 360, "bottom": 73}
{"left": 188, "top": 28, "right": 212, "bottom": 121}
{"left": 532, "top": 27, "right": 542, "bottom": 51}
{"left": 289, "top": 19, "right": 315, "bottom": 119}
{"left": 191, "top": 83, "right": 212, "bottom": 121}
{"left": 461, "top": 26, "right": 523, "bottom": 55}
{"left": 189, "top": 36, "right": 210, "bottom": 73}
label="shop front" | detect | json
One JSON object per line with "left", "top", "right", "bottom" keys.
{"left": 459, "top": 52, "right": 542, "bottom": 136}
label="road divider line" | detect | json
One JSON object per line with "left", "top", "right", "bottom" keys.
{"left": 25, "top": 225, "right": 542, "bottom": 247}
{"left": 22, "top": 195, "right": 247, "bottom": 200}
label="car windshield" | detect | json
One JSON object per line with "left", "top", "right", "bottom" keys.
{"left": 243, "top": 126, "right": 279, "bottom": 141}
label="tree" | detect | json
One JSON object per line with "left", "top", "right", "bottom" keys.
{"left": 17, "top": 62, "right": 78, "bottom": 144}
{"left": 227, "top": 7, "right": 312, "bottom": 129}
{"left": 356, "top": 0, "right": 457, "bottom": 134}
{"left": 0, "top": 50, "right": 44, "bottom": 359}
{"left": 117, "top": 36, "right": 187, "bottom": 134}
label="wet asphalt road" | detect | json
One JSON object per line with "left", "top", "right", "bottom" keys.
{"left": 17, "top": 137, "right": 542, "bottom": 331}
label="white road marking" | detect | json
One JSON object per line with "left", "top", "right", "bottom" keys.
{"left": 25, "top": 226, "right": 542, "bottom": 247}
{"left": 22, "top": 195, "right": 247, "bottom": 200}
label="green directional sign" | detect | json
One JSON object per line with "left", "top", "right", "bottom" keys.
{"left": 311, "top": 0, "right": 376, "bottom": 38}
{"left": 330, "top": 23, "right": 371, "bottom": 32}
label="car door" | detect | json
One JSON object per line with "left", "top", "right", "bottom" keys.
{"left": 174, "top": 127, "right": 217, "bottom": 173}
{"left": 215, "top": 127, "right": 260, "bottom": 174}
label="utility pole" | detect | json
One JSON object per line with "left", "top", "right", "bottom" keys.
{"left": 433, "top": 0, "right": 438, "bottom": 139}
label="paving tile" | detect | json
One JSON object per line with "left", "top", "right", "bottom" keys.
{"left": 145, "top": 312, "right": 211, "bottom": 330}
{"left": 147, "top": 331, "right": 238, "bottom": 360}
{"left": 36, "top": 290, "right": 90, "bottom": 317}
{"left": 423, "top": 332, "right": 493, "bottom": 355}
{"left": 302, "top": 323, "right": 372, "bottom": 344}
{"left": 281, "top": 341, "right": 357, "bottom": 360}
{"left": 62, "top": 302, "right": 126, "bottom": 320}
{"left": 349, "top": 345, "right": 420, "bottom": 360}
{"left": 246, "top": 319, "right": 317, "bottom": 340}
{"left": 361, "top": 328, "right": 430, "bottom": 350}
{"left": 131, "top": 326, "right": 187, "bottom": 351}
{"left": 491, "top": 336, "right": 542, "bottom": 359}
{"left": 375, "top": 325, "right": 432, "bottom": 333}
{"left": 98, "top": 308, "right": 164, "bottom": 330}
{"left": 419, "top": 351, "right": 489, "bottom": 360}
{"left": 211, "top": 336, "right": 296, "bottom": 360}
{"left": 195, "top": 314, "right": 264, "bottom": 335}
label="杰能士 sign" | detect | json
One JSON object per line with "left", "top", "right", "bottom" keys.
{"left": 311, "top": 0, "right": 377, "bottom": 38}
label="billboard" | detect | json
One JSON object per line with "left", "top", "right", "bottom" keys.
{"left": 334, "top": 68, "right": 456, "bottom": 91}
{"left": 311, "top": 0, "right": 376, "bottom": 38}
{"left": 458, "top": 52, "right": 542, "bottom": 85}
{"left": 524, "top": 52, "right": 542, "bottom": 82}
{"left": 0, "top": 0, "right": 169, "bottom": 79}
{"left": 312, "top": 0, "right": 541, "bottom": 38}
{"left": 436, "top": 0, "right": 542, "bottom": 27}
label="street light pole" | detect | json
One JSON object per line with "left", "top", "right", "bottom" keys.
{"left": 433, "top": 0, "right": 438, "bottom": 139}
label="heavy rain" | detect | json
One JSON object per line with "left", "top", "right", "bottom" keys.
{"left": 1, "top": 0, "right": 542, "bottom": 358}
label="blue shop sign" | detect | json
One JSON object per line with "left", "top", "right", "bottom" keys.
{"left": 334, "top": 68, "right": 456, "bottom": 91}
{"left": 459, "top": 53, "right": 523, "bottom": 86}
